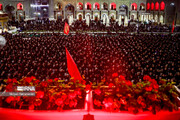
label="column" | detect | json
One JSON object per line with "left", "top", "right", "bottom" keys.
{"left": 49, "top": 0, "right": 54, "bottom": 19}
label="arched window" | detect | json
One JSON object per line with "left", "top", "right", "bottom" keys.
{"left": 103, "top": 2, "right": 108, "bottom": 10}
{"left": 86, "top": 2, "right": 91, "bottom": 10}
{"left": 94, "top": 2, "right": 100, "bottom": 10}
{"left": 131, "top": 3, "right": 137, "bottom": 10}
{"left": 147, "top": 3, "right": 150, "bottom": 10}
{"left": 140, "top": 3, "right": 145, "bottom": 10}
{"left": 151, "top": 3, "right": 154, "bottom": 10}
{"left": 17, "top": 3, "right": 23, "bottom": 10}
{"left": 78, "top": 2, "right": 83, "bottom": 10}
{"left": 155, "top": 2, "right": 159, "bottom": 11}
{"left": 57, "top": 3, "right": 62, "bottom": 10}
{"left": 110, "top": 2, "right": 116, "bottom": 10}
{"left": 160, "top": 1, "right": 165, "bottom": 11}
{"left": 0, "top": 4, "right": 2, "bottom": 10}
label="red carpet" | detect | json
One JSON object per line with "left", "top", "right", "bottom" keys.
{"left": 0, "top": 108, "right": 179, "bottom": 120}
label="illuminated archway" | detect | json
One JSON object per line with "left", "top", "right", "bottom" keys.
{"left": 110, "top": 2, "right": 116, "bottom": 10}
{"left": 160, "top": 15, "right": 164, "bottom": 23}
{"left": 0, "top": 4, "right": 2, "bottom": 10}
{"left": 155, "top": 2, "right": 159, "bottom": 11}
{"left": 77, "top": 13, "right": 83, "bottom": 21}
{"left": 93, "top": 13, "right": 99, "bottom": 21}
{"left": 86, "top": 2, "right": 91, "bottom": 10}
{"left": 160, "top": 2, "right": 165, "bottom": 11}
{"left": 147, "top": 3, "right": 150, "bottom": 10}
{"left": 93, "top": 2, "right": 100, "bottom": 10}
{"left": 151, "top": 3, "right": 154, "bottom": 10}
{"left": 65, "top": 4, "right": 74, "bottom": 23}
{"left": 78, "top": 2, "right": 83, "bottom": 10}
{"left": 102, "top": 14, "right": 108, "bottom": 25}
{"left": 140, "top": 3, "right": 145, "bottom": 10}
{"left": 17, "top": 3, "right": 23, "bottom": 10}
{"left": 131, "top": 3, "right": 137, "bottom": 10}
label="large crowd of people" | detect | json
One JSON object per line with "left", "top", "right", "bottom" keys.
{"left": 0, "top": 32, "right": 179, "bottom": 85}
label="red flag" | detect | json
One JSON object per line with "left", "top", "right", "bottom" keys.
{"left": 64, "top": 22, "right": 69, "bottom": 35}
{"left": 172, "top": 20, "right": 175, "bottom": 33}
{"left": 65, "top": 47, "right": 82, "bottom": 81}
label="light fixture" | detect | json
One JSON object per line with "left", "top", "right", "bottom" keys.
{"left": 30, "top": 4, "right": 49, "bottom": 7}
{"left": 170, "top": 3, "right": 175, "bottom": 6}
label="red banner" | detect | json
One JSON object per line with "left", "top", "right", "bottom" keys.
{"left": 172, "top": 20, "right": 175, "bottom": 33}
{"left": 64, "top": 22, "right": 69, "bottom": 35}
{"left": 65, "top": 47, "right": 82, "bottom": 81}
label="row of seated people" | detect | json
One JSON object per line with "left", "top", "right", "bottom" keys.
{"left": 0, "top": 32, "right": 179, "bottom": 85}
{"left": 7, "top": 18, "right": 178, "bottom": 33}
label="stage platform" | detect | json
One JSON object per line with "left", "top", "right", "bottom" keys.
{"left": 0, "top": 108, "right": 179, "bottom": 120}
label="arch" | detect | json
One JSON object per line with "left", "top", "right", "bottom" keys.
{"left": 159, "top": 15, "right": 163, "bottom": 23}
{"left": 147, "top": 3, "right": 150, "bottom": 10}
{"left": 57, "top": 3, "right": 62, "bottom": 10}
{"left": 77, "top": 13, "right": 83, "bottom": 18}
{"left": 85, "top": 2, "right": 91, "bottom": 10}
{"left": 160, "top": 1, "right": 165, "bottom": 11}
{"left": 119, "top": 5, "right": 128, "bottom": 16}
{"left": 103, "top": 2, "right": 108, "bottom": 10}
{"left": 85, "top": 13, "right": 91, "bottom": 25}
{"left": 65, "top": 4, "right": 74, "bottom": 11}
{"left": 154, "top": 14, "right": 158, "bottom": 22}
{"left": 5, "top": 4, "right": 15, "bottom": 20}
{"left": 17, "top": 3, "right": 23, "bottom": 10}
{"left": 166, "top": 3, "right": 175, "bottom": 23}
{"left": 110, "top": 2, "right": 116, "bottom": 10}
{"left": 109, "top": 13, "right": 116, "bottom": 20}
{"left": 131, "top": 3, "right": 137, "bottom": 10}
{"left": 93, "top": 13, "right": 99, "bottom": 21}
{"left": 102, "top": 13, "right": 108, "bottom": 25}
{"left": 18, "top": 13, "right": 24, "bottom": 21}
{"left": 93, "top": 2, "right": 100, "bottom": 10}
{"left": 65, "top": 4, "right": 74, "bottom": 20}
{"left": 101, "top": 13, "right": 108, "bottom": 20}
{"left": 77, "top": 2, "right": 83, "bottom": 10}
{"left": 150, "top": 14, "right": 153, "bottom": 20}
{"left": 77, "top": 13, "right": 83, "bottom": 20}
{"left": 85, "top": 13, "right": 91, "bottom": 18}
{"left": 151, "top": 3, "right": 154, "bottom": 10}
{"left": 140, "top": 3, "right": 145, "bottom": 10}
{"left": 0, "top": 4, "right": 2, "bottom": 10}
{"left": 109, "top": 13, "right": 116, "bottom": 17}
{"left": 155, "top": 2, "right": 159, "bottom": 11}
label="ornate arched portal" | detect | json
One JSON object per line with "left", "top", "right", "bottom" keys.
{"left": 119, "top": 5, "right": 128, "bottom": 25}
{"left": 64, "top": 4, "right": 74, "bottom": 25}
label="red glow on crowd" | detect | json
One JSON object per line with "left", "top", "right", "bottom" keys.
{"left": 0, "top": 108, "right": 180, "bottom": 120}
